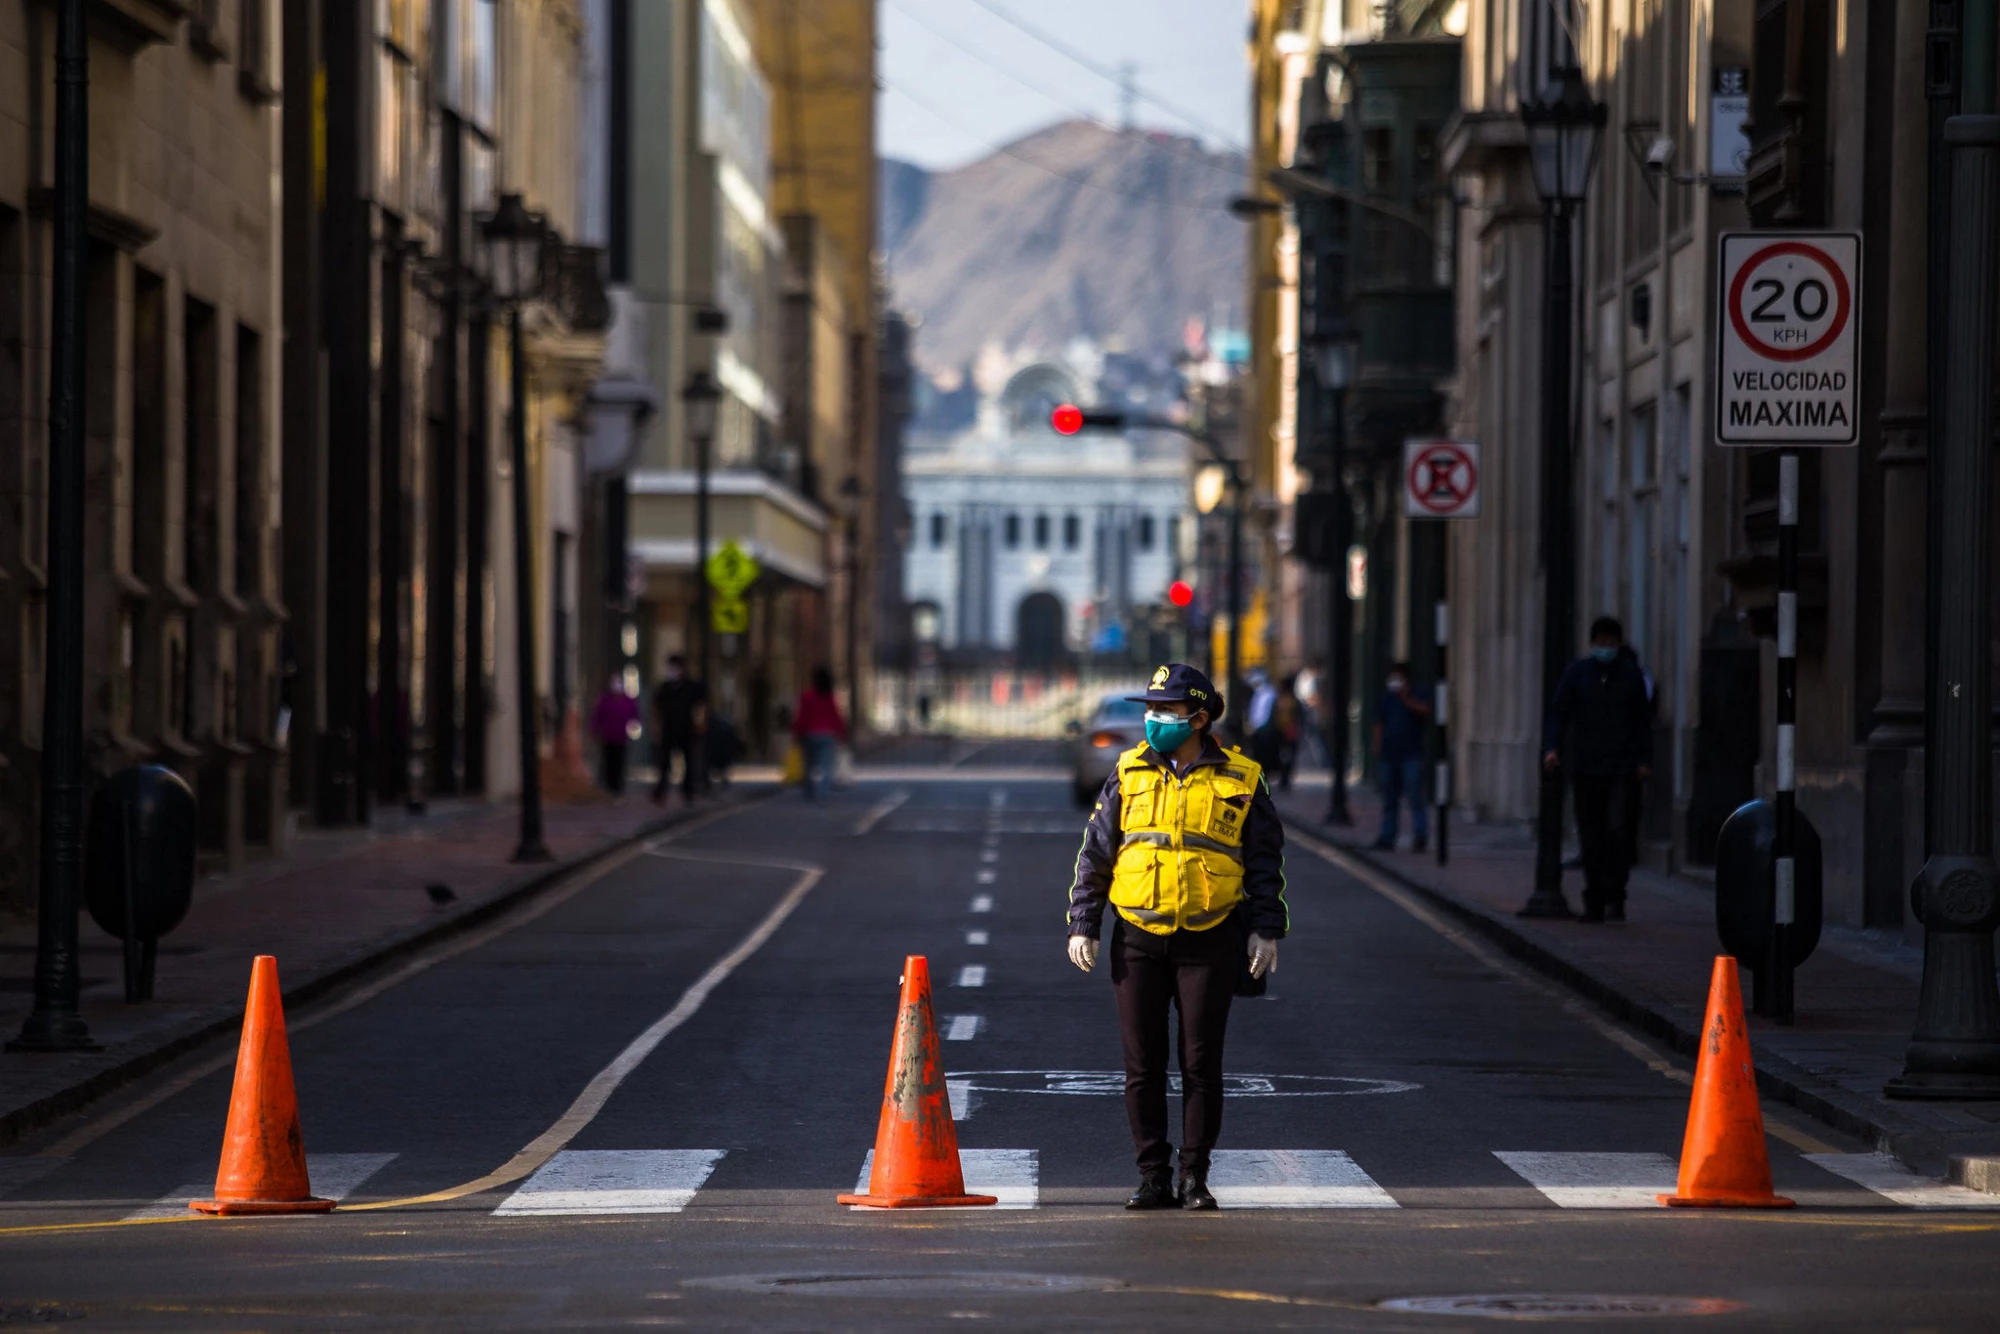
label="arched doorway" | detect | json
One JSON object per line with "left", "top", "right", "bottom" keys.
{"left": 1016, "top": 592, "right": 1066, "bottom": 669}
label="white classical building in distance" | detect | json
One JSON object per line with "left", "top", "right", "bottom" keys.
{"left": 902, "top": 360, "right": 1191, "bottom": 663}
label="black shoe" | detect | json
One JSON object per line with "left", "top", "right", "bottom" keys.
{"left": 1126, "top": 1167, "right": 1179, "bottom": 1210}
{"left": 1605, "top": 904, "right": 1626, "bottom": 923}
{"left": 1577, "top": 906, "right": 1605, "bottom": 924}
{"left": 1180, "top": 1168, "right": 1217, "bottom": 1211}
{"left": 1413, "top": 835, "right": 1428, "bottom": 852}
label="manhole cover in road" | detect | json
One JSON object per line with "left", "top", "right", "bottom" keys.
{"left": 947, "top": 1070, "right": 1419, "bottom": 1097}
{"left": 1378, "top": 1294, "right": 1741, "bottom": 1320}
{"left": 687, "top": 1272, "right": 1120, "bottom": 1298}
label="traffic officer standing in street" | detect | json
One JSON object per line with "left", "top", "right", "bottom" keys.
{"left": 1066, "top": 664, "right": 1289, "bottom": 1210}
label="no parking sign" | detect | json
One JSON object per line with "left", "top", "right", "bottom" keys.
{"left": 1403, "top": 440, "right": 1481, "bottom": 519}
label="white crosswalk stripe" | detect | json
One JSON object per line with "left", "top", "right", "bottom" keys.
{"left": 1494, "top": 1151, "right": 1678, "bottom": 1208}
{"left": 970, "top": 895, "right": 994, "bottom": 913}
{"left": 853, "top": 1148, "right": 1037, "bottom": 1208}
{"left": 125, "top": 1152, "right": 398, "bottom": 1220}
{"left": 955, "top": 965, "right": 987, "bottom": 987}
{"left": 1806, "top": 1153, "right": 2000, "bottom": 1208}
{"left": 1206, "top": 1149, "right": 1399, "bottom": 1208}
{"left": 493, "top": 1149, "right": 726, "bottom": 1217}
{"left": 943, "top": 1014, "right": 983, "bottom": 1041}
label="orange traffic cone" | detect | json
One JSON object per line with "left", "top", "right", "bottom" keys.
{"left": 190, "top": 956, "right": 335, "bottom": 1216}
{"left": 1659, "top": 956, "right": 1794, "bottom": 1208}
{"left": 838, "top": 956, "right": 997, "bottom": 1208}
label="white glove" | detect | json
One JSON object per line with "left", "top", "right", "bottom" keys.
{"left": 1067, "top": 936, "right": 1099, "bottom": 973}
{"left": 1247, "top": 933, "right": 1278, "bottom": 979}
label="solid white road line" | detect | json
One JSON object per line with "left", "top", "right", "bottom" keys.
{"left": 125, "top": 1152, "right": 397, "bottom": 1220}
{"left": 853, "top": 1148, "right": 1035, "bottom": 1208}
{"left": 944, "top": 1014, "right": 983, "bottom": 1041}
{"left": 956, "top": 965, "right": 987, "bottom": 988}
{"left": 492, "top": 1149, "right": 725, "bottom": 1216}
{"left": 966, "top": 930, "right": 990, "bottom": 946}
{"left": 1494, "top": 1151, "right": 1677, "bottom": 1208}
{"left": 852, "top": 789, "right": 911, "bottom": 835}
{"left": 1805, "top": 1153, "right": 2000, "bottom": 1208}
{"left": 1206, "top": 1149, "right": 1400, "bottom": 1209}
{"left": 970, "top": 895, "right": 994, "bottom": 913}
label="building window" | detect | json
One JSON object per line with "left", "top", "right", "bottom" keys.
{"left": 235, "top": 324, "right": 263, "bottom": 603}
{"left": 1628, "top": 402, "right": 1658, "bottom": 658}
{"left": 929, "top": 512, "right": 947, "bottom": 548}
{"left": 1168, "top": 515, "right": 1181, "bottom": 561}
{"left": 1064, "top": 513, "right": 1080, "bottom": 550}
{"left": 1137, "top": 514, "right": 1155, "bottom": 551}
{"left": 1033, "top": 513, "right": 1050, "bottom": 549}
{"left": 1004, "top": 513, "right": 1020, "bottom": 549}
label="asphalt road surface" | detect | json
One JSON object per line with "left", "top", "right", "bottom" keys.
{"left": 2, "top": 775, "right": 1997, "bottom": 1330}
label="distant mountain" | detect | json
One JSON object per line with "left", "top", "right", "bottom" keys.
{"left": 880, "top": 121, "right": 1247, "bottom": 369}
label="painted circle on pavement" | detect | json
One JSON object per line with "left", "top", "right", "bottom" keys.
{"left": 946, "top": 1071, "right": 1421, "bottom": 1097}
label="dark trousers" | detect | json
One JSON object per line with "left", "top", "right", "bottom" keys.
{"left": 1572, "top": 773, "right": 1635, "bottom": 910}
{"left": 1109, "top": 916, "right": 1239, "bottom": 1174}
{"left": 652, "top": 735, "right": 703, "bottom": 801}
{"left": 599, "top": 743, "right": 627, "bottom": 795}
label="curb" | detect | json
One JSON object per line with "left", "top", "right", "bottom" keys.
{"left": 0, "top": 788, "right": 769, "bottom": 1150}
{"left": 1316, "top": 831, "right": 1959, "bottom": 1175}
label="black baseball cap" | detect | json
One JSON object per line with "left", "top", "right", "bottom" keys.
{"left": 1126, "top": 663, "right": 1226, "bottom": 721}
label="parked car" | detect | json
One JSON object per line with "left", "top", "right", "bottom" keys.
{"left": 1069, "top": 693, "right": 1146, "bottom": 807}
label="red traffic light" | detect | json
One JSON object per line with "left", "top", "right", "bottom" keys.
{"left": 1167, "top": 580, "right": 1194, "bottom": 608}
{"left": 1051, "top": 403, "right": 1084, "bottom": 436}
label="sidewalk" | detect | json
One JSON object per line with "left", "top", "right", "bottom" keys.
{"left": 0, "top": 784, "right": 761, "bottom": 1147}
{"left": 1272, "top": 777, "right": 2000, "bottom": 1179}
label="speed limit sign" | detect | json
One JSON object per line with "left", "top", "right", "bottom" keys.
{"left": 1715, "top": 232, "right": 1860, "bottom": 445}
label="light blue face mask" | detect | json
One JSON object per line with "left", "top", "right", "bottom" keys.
{"left": 1591, "top": 645, "right": 1619, "bottom": 664}
{"left": 1144, "top": 709, "right": 1195, "bottom": 755}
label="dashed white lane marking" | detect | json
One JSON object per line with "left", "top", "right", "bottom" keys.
{"left": 944, "top": 1014, "right": 984, "bottom": 1041}
{"left": 126, "top": 1153, "right": 398, "bottom": 1220}
{"left": 493, "top": 1149, "right": 726, "bottom": 1216}
{"left": 979, "top": 849, "right": 999, "bottom": 863}
{"left": 966, "top": 930, "right": 990, "bottom": 946}
{"left": 947, "top": 1079, "right": 979, "bottom": 1121}
{"left": 975, "top": 869, "right": 998, "bottom": 884}
{"left": 989, "top": 791, "right": 1008, "bottom": 810}
{"left": 956, "top": 965, "right": 987, "bottom": 988}
{"left": 1494, "top": 1151, "right": 1677, "bottom": 1208}
{"left": 970, "top": 895, "right": 994, "bottom": 913}
{"left": 1207, "top": 1149, "right": 1400, "bottom": 1209}
{"left": 854, "top": 1149, "right": 1035, "bottom": 1208}
{"left": 1806, "top": 1153, "right": 2000, "bottom": 1208}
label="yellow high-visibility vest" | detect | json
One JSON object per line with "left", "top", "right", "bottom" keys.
{"left": 1108, "top": 743, "right": 1262, "bottom": 935}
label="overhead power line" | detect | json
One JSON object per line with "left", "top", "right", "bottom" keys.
{"left": 884, "top": 0, "right": 1248, "bottom": 187}
{"left": 956, "top": 0, "right": 1250, "bottom": 152}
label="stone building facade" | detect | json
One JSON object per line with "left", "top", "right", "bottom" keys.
{"left": 0, "top": 0, "right": 287, "bottom": 911}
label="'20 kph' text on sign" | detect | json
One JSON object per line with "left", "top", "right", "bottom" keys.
{"left": 1715, "top": 231, "right": 1860, "bottom": 446}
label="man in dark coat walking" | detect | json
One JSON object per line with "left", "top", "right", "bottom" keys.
{"left": 1542, "top": 617, "right": 1654, "bottom": 922}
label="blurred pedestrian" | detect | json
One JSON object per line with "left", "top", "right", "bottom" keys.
{"left": 1272, "top": 673, "right": 1303, "bottom": 791}
{"left": 1371, "top": 661, "right": 1433, "bottom": 851}
{"left": 651, "top": 654, "right": 708, "bottom": 806}
{"left": 1543, "top": 617, "right": 1654, "bottom": 923}
{"left": 590, "top": 675, "right": 638, "bottom": 795}
{"left": 792, "top": 666, "right": 849, "bottom": 801}
{"left": 1065, "top": 663, "right": 1288, "bottom": 1212}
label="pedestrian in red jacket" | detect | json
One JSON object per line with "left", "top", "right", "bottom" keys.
{"left": 791, "top": 666, "right": 848, "bottom": 801}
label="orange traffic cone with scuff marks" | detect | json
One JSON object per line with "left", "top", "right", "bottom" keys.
{"left": 190, "top": 956, "right": 335, "bottom": 1216}
{"left": 838, "top": 955, "right": 997, "bottom": 1208}
{"left": 1659, "top": 955, "right": 1795, "bottom": 1208}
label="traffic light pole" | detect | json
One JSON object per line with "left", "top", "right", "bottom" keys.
{"left": 507, "top": 307, "right": 550, "bottom": 865}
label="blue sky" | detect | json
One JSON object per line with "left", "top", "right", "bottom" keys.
{"left": 877, "top": 0, "right": 1252, "bottom": 170}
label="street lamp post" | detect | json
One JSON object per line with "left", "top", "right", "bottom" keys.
{"left": 681, "top": 370, "right": 722, "bottom": 691}
{"left": 1310, "top": 329, "right": 1358, "bottom": 825}
{"left": 1889, "top": 7, "right": 2000, "bottom": 1098}
{"left": 1518, "top": 66, "right": 1605, "bottom": 919}
{"left": 11, "top": 0, "right": 96, "bottom": 1053}
{"left": 480, "top": 193, "right": 552, "bottom": 865}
